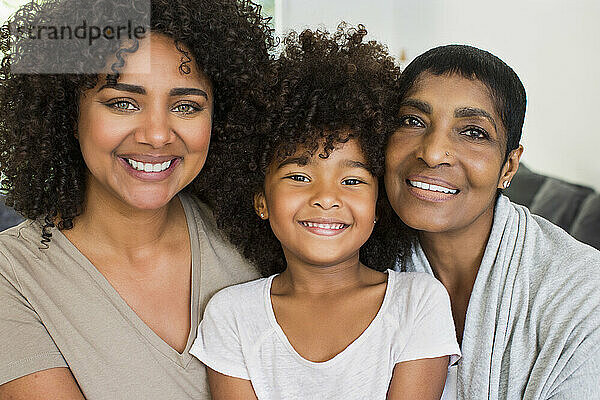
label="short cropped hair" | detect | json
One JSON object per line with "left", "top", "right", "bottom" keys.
{"left": 397, "top": 44, "right": 526, "bottom": 160}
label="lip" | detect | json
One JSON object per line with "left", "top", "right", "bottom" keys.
{"left": 298, "top": 217, "right": 350, "bottom": 237}
{"left": 118, "top": 156, "right": 181, "bottom": 182}
{"left": 118, "top": 154, "right": 180, "bottom": 163}
{"left": 406, "top": 175, "right": 459, "bottom": 191}
{"left": 404, "top": 175, "right": 460, "bottom": 203}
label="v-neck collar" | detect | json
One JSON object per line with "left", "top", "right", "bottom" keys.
{"left": 52, "top": 193, "right": 201, "bottom": 368}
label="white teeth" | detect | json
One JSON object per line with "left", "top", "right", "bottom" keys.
{"left": 409, "top": 180, "right": 457, "bottom": 194}
{"left": 301, "top": 221, "right": 346, "bottom": 229}
{"left": 126, "top": 158, "right": 173, "bottom": 173}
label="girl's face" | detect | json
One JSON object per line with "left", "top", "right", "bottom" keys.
{"left": 77, "top": 33, "right": 213, "bottom": 211}
{"left": 255, "top": 138, "right": 378, "bottom": 268}
{"left": 385, "top": 72, "right": 521, "bottom": 235}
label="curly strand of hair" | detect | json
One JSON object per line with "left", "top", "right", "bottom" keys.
{"left": 174, "top": 40, "right": 192, "bottom": 75}
{"left": 40, "top": 212, "right": 57, "bottom": 249}
{"left": 107, "top": 39, "right": 141, "bottom": 84}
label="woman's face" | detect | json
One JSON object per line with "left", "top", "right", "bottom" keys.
{"left": 77, "top": 33, "right": 213, "bottom": 211}
{"left": 385, "top": 72, "right": 517, "bottom": 235}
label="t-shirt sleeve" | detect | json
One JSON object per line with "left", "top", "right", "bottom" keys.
{"left": 0, "top": 255, "right": 67, "bottom": 386}
{"left": 396, "top": 276, "right": 461, "bottom": 365}
{"left": 189, "top": 289, "right": 250, "bottom": 380}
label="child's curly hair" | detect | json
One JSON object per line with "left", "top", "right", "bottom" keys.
{"left": 0, "top": 0, "right": 274, "bottom": 241}
{"left": 203, "top": 25, "right": 412, "bottom": 276}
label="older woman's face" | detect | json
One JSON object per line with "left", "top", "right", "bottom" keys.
{"left": 385, "top": 72, "right": 507, "bottom": 235}
{"left": 77, "top": 33, "right": 213, "bottom": 210}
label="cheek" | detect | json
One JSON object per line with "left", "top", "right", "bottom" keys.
{"left": 179, "top": 118, "right": 212, "bottom": 155}
{"left": 461, "top": 150, "right": 503, "bottom": 190}
{"left": 264, "top": 187, "right": 299, "bottom": 231}
{"left": 77, "top": 120, "right": 130, "bottom": 174}
{"left": 352, "top": 190, "right": 378, "bottom": 226}
{"left": 385, "top": 135, "right": 414, "bottom": 175}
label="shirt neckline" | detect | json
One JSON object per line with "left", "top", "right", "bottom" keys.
{"left": 52, "top": 193, "right": 201, "bottom": 368}
{"left": 263, "top": 269, "right": 394, "bottom": 368}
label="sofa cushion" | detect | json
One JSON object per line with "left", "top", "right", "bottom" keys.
{"left": 570, "top": 193, "right": 600, "bottom": 250}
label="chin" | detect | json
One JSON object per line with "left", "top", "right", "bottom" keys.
{"left": 122, "top": 190, "right": 177, "bottom": 211}
{"left": 397, "top": 210, "right": 453, "bottom": 233}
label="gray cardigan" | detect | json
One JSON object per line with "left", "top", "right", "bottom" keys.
{"left": 403, "top": 195, "right": 600, "bottom": 399}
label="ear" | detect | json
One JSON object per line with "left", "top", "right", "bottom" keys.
{"left": 497, "top": 145, "right": 524, "bottom": 189}
{"left": 253, "top": 192, "right": 269, "bottom": 220}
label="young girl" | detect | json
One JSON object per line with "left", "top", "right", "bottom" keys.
{"left": 190, "top": 27, "right": 460, "bottom": 399}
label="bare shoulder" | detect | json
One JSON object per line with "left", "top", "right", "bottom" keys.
{"left": 0, "top": 368, "right": 85, "bottom": 400}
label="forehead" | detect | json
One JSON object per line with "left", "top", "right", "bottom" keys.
{"left": 103, "top": 33, "right": 211, "bottom": 90}
{"left": 405, "top": 72, "right": 498, "bottom": 117}
{"left": 276, "top": 138, "right": 368, "bottom": 168}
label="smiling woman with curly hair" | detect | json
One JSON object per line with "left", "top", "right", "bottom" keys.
{"left": 0, "top": 0, "right": 272, "bottom": 398}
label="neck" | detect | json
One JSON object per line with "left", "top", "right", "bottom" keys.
{"left": 66, "top": 179, "right": 184, "bottom": 256}
{"left": 418, "top": 204, "right": 495, "bottom": 294}
{"left": 277, "top": 254, "right": 375, "bottom": 295}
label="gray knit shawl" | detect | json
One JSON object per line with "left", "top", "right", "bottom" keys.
{"left": 403, "top": 195, "right": 600, "bottom": 399}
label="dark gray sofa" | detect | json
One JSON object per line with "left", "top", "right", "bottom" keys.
{"left": 0, "top": 164, "right": 598, "bottom": 250}
{"left": 504, "top": 164, "right": 600, "bottom": 250}
{"left": 0, "top": 196, "right": 23, "bottom": 232}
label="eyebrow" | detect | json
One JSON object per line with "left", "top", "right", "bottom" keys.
{"left": 169, "top": 87, "right": 208, "bottom": 99}
{"left": 340, "top": 159, "right": 370, "bottom": 171}
{"left": 98, "top": 84, "right": 208, "bottom": 99}
{"left": 398, "top": 99, "right": 432, "bottom": 114}
{"left": 98, "top": 83, "right": 145, "bottom": 94}
{"left": 454, "top": 107, "right": 497, "bottom": 132}
{"left": 276, "top": 157, "right": 310, "bottom": 170}
{"left": 276, "top": 157, "right": 370, "bottom": 172}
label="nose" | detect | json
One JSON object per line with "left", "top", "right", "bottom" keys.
{"left": 416, "top": 125, "right": 454, "bottom": 168}
{"left": 135, "top": 107, "right": 175, "bottom": 148}
{"left": 309, "top": 182, "right": 341, "bottom": 210}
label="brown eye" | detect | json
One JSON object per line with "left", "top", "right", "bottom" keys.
{"left": 286, "top": 174, "right": 310, "bottom": 183}
{"left": 341, "top": 178, "right": 364, "bottom": 185}
{"left": 105, "top": 98, "right": 138, "bottom": 112}
{"left": 171, "top": 102, "right": 202, "bottom": 115}
{"left": 399, "top": 115, "right": 424, "bottom": 127}
{"left": 460, "top": 127, "right": 489, "bottom": 139}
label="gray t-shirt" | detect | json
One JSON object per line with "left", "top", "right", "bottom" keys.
{"left": 0, "top": 193, "right": 259, "bottom": 399}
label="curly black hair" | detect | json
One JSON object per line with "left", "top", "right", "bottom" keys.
{"left": 202, "top": 25, "right": 413, "bottom": 276}
{"left": 0, "top": 0, "right": 274, "bottom": 241}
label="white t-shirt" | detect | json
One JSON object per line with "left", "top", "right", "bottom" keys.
{"left": 441, "top": 363, "right": 458, "bottom": 400}
{"left": 190, "top": 270, "right": 460, "bottom": 399}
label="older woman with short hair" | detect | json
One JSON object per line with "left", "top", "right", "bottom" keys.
{"left": 384, "top": 45, "right": 600, "bottom": 399}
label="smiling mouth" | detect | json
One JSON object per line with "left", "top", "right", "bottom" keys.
{"left": 407, "top": 179, "right": 459, "bottom": 195}
{"left": 122, "top": 157, "right": 177, "bottom": 173}
{"left": 299, "top": 220, "right": 350, "bottom": 236}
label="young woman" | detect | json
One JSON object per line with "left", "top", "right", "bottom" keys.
{"left": 384, "top": 45, "right": 600, "bottom": 399}
{"left": 190, "top": 27, "right": 460, "bottom": 399}
{"left": 0, "top": 0, "right": 272, "bottom": 398}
